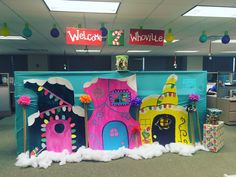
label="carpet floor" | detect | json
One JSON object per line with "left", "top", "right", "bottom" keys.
{"left": 0, "top": 115, "right": 236, "bottom": 177}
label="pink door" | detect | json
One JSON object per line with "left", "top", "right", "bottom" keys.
{"left": 46, "top": 119, "right": 72, "bottom": 153}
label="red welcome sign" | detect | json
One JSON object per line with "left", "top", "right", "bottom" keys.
{"left": 66, "top": 27, "right": 102, "bottom": 46}
{"left": 129, "top": 29, "right": 164, "bottom": 46}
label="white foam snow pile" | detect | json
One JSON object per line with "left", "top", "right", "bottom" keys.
{"left": 165, "top": 142, "right": 208, "bottom": 156}
{"left": 15, "top": 142, "right": 209, "bottom": 169}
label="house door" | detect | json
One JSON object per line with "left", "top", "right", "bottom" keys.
{"left": 103, "top": 121, "right": 128, "bottom": 150}
{"left": 152, "top": 114, "right": 175, "bottom": 145}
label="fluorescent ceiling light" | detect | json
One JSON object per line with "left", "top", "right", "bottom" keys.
{"left": 164, "top": 39, "right": 179, "bottom": 43}
{"left": 127, "top": 50, "right": 151, "bottom": 53}
{"left": 221, "top": 51, "right": 236, "bottom": 53}
{"left": 76, "top": 49, "right": 100, "bottom": 53}
{"left": 0, "top": 36, "right": 26, "bottom": 40}
{"left": 183, "top": 5, "right": 236, "bottom": 18}
{"left": 212, "top": 39, "right": 236, "bottom": 43}
{"left": 175, "top": 50, "right": 199, "bottom": 53}
{"left": 44, "top": 0, "right": 120, "bottom": 13}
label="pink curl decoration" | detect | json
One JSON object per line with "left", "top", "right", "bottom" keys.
{"left": 17, "top": 95, "right": 31, "bottom": 106}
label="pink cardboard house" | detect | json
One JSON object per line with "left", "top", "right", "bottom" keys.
{"left": 84, "top": 75, "right": 141, "bottom": 150}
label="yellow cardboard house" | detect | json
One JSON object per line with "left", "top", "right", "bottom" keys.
{"left": 139, "top": 74, "right": 190, "bottom": 145}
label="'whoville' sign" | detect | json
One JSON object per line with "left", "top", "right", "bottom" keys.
{"left": 129, "top": 29, "right": 164, "bottom": 46}
{"left": 66, "top": 27, "right": 102, "bottom": 46}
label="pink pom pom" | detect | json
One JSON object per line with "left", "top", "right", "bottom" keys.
{"left": 188, "top": 94, "right": 200, "bottom": 102}
{"left": 17, "top": 95, "right": 31, "bottom": 106}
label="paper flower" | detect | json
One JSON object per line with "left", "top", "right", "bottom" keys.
{"left": 131, "top": 97, "right": 142, "bottom": 107}
{"left": 17, "top": 95, "right": 31, "bottom": 106}
{"left": 188, "top": 93, "right": 200, "bottom": 102}
{"left": 79, "top": 94, "right": 92, "bottom": 104}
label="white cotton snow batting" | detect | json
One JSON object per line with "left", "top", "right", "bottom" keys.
{"left": 15, "top": 151, "right": 38, "bottom": 168}
{"left": 126, "top": 143, "right": 167, "bottom": 160}
{"left": 15, "top": 142, "right": 209, "bottom": 169}
{"left": 37, "top": 151, "right": 53, "bottom": 169}
{"left": 165, "top": 142, "right": 208, "bottom": 156}
{"left": 65, "top": 150, "right": 83, "bottom": 163}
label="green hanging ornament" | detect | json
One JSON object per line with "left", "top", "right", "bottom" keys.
{"left": 199, "top": 31, "right": 208, "bottom": 43}
{"left": 22, "top": 23, "right": 32, "bottom": 38}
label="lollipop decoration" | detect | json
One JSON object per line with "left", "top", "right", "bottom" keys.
{"left": 79, "top": 94, "right": 92, "bottom": 147}
{"left": 17, "top": 95, "right": 31, "bottom": 152}
{"left": 131, "top": 97, "right": 142, "bottom": 121}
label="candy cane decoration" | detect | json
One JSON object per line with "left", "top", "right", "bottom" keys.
{"left": 112, "top": 30, "right": 123, "bottom": 45}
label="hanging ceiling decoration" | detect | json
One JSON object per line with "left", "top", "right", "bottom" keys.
{"left": 50, "top": 24, "right": 60, "bottom": 38}
{"left": 0, "top": 22, "right": 10, "bottom": 36}
{"left": 199, "top": 30, "right": 230, "bottom": 44}
{"left": 165, "top": 28, "right": 175, "bottom": 43}
{"left": 199, "top": 31, "right": 208, "bottom": 43}
{"left": 221, "top": 31, "right": 230, "bottom": 44}
{"left": 100, "top": 22, "right": 108, "bottom": 37}
{"left": 22, "top": 23, "right": 32, "bottom": 38}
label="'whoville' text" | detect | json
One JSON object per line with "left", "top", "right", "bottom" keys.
{"left": 130, "top": 32, "right": 163, "bottom": 42}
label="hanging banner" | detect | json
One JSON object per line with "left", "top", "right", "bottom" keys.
{"left": 129, "top": 29, "right": 164, "bottom": 46}
{"left": 66, "top": 27, "right": 102, "bottom": 46}
{"left": 108, "top": 30, "right": 124, "bottom": 46}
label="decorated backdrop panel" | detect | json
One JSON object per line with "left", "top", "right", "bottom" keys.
{"left": 24, "top": 78, "right": 85, "bottom": 155}
{"left": 84, "top": 75, "right": 140, "bottom": 150}
{"left": 15, "top": 71, "right": 207, "bottom": 154}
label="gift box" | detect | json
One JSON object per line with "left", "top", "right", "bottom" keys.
{"left": 206, "top": 108, "right": 222, "bottom": 125}
{"left": 203, "top": 121, "right": 224, "bottom": 152}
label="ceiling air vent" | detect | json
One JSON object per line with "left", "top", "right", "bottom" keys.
{"left": 18, "top": 48, "right": 48, "bottom": 52}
